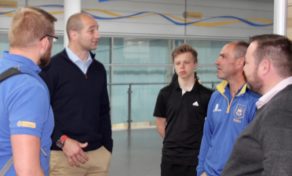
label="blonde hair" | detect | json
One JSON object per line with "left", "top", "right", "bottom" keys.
{"left": 8, "top": 7, "right": 57, "bottom": 48}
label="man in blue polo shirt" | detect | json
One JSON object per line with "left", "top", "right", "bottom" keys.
{"left": 0, "top": 7, "right": 56, "bottom": 176}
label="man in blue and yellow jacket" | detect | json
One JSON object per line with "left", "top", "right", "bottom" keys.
{"left": 197, "top": 41, "right": 259, "bottom": 176}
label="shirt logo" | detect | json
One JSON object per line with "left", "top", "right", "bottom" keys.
{"left": 17, "top": 121, "right": 36, "bottom": 129}
{"left": 233, "top": 104, "right": 246, "bottom": 123}
{"left": 192, "top": 101, "right": 199, "bottom": 107}
{"left": 213, "top": 104, "right": 222, "bottom": 112}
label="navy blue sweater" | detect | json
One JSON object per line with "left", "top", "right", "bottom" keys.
{"left": 40, "top": 49, "right": 113, "bottom": 152}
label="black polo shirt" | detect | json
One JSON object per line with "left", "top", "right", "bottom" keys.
{"left": 154, "top": 79, "right": 212, "bottom": 165}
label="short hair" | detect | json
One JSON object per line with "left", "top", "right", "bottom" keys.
{"left": 230, "top": 41, "right": 249, "bottom": 59}
{"left": 171, "top": 44, "right": 198, "bottom": 63}
{"left": 8, "top": 7, "right": 57, "bottom": 48}
{"left": 250, "top": 34, "right": 292, "bottom": 77}
{"left": 66, "top": 13, "right": 95, "bottom": 40}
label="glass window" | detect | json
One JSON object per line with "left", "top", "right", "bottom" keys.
{"left": 187, "top": 40, "right": 229, "bottom": 85}
{"left": 0, "top": 33, "right": 8, "bottom": 58}
{"left": 110, "top": 38, "right": 172, "bottom": 125}
{"left": 96, "top": 37, "right": 110, "bottom": 64}
{"left": 51, "top": 35, "right": 64, "bottom": 55}
{"left": 112, "top": 38, "right": 172, "bottom": 83}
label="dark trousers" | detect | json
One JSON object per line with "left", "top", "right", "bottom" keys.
{"left": 161, "top": 160, "right": 196, "bottom": 176}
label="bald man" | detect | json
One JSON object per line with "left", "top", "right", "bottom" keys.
{"left": 40, "top": 13, "right": 112, "bottom": 176}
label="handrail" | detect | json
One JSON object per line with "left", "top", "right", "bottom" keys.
{"left": 107, "top": 81, "right": 219, "bottom": 131}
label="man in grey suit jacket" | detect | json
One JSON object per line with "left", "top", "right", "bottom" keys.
{"left": 222, "top": 34, "right": 292, "bottom": 176}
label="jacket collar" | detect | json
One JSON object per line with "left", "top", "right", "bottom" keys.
{"left": 216, "top": 80, "right": 247, "bottom": 96}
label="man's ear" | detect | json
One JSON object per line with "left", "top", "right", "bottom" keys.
{"left": 193, "top": 61, "right": 198, "bottom": 68}
{"left": 238, "top": 57, "right": 245, "bottom": 67}
{"left": 69, "top": 30, "right": 78, "bottom": 40}
{"left": 236, "top": 56, "right": 245, "bottom": 69}
{"left": 39, "top": 37, "right": 50, "bottom": 55}
{"left": 258, "top": 58, "right": 271, "bottom": 76}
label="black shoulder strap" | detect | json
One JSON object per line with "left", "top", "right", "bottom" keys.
{"left": 0, "top": 68, "right": 21, "bottom": 82}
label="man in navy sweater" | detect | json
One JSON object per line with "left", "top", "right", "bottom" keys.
{"left": 40, "top": 13, "right": 112, "bottom": 176}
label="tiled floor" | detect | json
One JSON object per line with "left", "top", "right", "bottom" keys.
{"left": 110, "top": 128, "right": 162, "bottom": 176}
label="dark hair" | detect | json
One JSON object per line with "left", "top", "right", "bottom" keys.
{"left": 171, "top": 44, "right": 198, "bottom": 63}
{"left": 231, "top": 41, "right": 249, "bottom": 59}
{"left": 250, "top": 34, "right": 292, "bottom": 77}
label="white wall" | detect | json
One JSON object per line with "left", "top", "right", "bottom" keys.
{"left": 0, "top": 0, "right": 273, "bottom": 39}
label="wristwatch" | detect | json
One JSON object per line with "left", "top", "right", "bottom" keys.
{"left": 56, "top": 135, "right": 68, "bottom": 149}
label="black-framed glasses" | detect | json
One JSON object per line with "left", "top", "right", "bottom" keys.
{"left": 40, "top": 34, "right": 58, "bottom": 42}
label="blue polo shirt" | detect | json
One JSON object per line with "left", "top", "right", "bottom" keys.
{"left": 0, "top": 51, "right": 54, "bottom": 176}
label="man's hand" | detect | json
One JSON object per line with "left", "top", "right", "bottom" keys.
{"left": 62, "top": 138, "right": 89, "bottom": 167}
{"left": 156, "top": 117, "right": 166, "bottom": 138}
{"left": 201, "top": 172, "right": 208, "bottom": 176}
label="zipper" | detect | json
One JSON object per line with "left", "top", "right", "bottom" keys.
{"left": 222, "top": 93, "right": 235, "bottom": 113}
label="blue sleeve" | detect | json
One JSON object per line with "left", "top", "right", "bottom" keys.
{"left": 7, "top": 76, "right": 50, "bottom": 137}
{"left": 197, "top": 93, "right": 216, "bottom": 176}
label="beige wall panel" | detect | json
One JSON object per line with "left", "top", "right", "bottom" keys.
{"left": 288, "top": 0, "right": 292, "bottom": 38}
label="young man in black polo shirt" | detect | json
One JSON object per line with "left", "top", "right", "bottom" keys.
{"left": 153, "top": 44, "right": 212, "bottom": 176}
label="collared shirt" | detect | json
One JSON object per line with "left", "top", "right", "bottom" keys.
{"left": 153, "top": 79, "right": 213, "bottom": 165}
{"left": 181, "top": 85, "right": 194, "bottom": 95}
{"left": 256, "top": 76, "right": 292, "bottom": 109}
{"left": 65, "top": 47, "right": 92, "bottom": 74}
{"left": 0, "top": 51, "right": 54, "bottom": 176}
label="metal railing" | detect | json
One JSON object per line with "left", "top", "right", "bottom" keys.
{"left": 108, "top": 81, "right": 218, "bottom": 131}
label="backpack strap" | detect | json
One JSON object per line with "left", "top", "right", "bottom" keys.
{"left": 0, "top": 68, "right": 21, "bottom": 83}
{"left": 0, "top": 68, "right": 20, "bottom": 175}
{"left": 0, "top": 158, "right": 13, "bottom": 176}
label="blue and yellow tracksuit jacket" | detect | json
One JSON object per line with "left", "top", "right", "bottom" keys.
{"left": 197, "top": 81, "right": 259, "bottom": 176}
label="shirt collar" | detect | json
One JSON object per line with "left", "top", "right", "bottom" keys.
{"left": 216, "top": 80, "right": 248, "bottom": 96}
{"left": 3, "top": 51, "right": 41, "bottom": 73}
{"left": 65, "top": 47, "right": 92, "bottom": 64}
{"left": 256, "top": 76, "right": 292, "bottom": 109}
{"left": 173, "top": 79, "right": 199, "bottom": 93}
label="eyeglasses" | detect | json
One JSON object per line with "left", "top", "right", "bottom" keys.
{"left": 40, "top": 34, "right": 58, "bottom": 42}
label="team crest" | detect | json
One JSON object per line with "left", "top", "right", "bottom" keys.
{"left": 233, "top": 104, "right": 246, "bottom": 123}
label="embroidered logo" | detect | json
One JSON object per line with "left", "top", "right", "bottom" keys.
{"left": 17, "top": 121, "right": 36, "bottom": 129}
{"left": 213, "top": 104, "right": 222, "bottom": 112}
{"left": 233, "top": 104, "right": 246, "bottom": 123}
{"left": 192, "top": 101, "right": 199, "bottom": 107}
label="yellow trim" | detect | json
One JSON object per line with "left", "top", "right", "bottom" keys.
{"left": 0, "top": 0, "right": 17, "bottom": 8}
{"left": 184, "top": 11, "right": 203, "bottom": 19}
{"left": 85, "top": 8, "right": 122, "bottom": 16}
{"left": 247, "top": 18, "right": 272, "bottom": 23}
{"left": 16, "top": 121, "right": 36, "bottom": 129}
{"left": 216, "top": 81, "right": 248, "bottom": 113}
{"left": 237, "top": 84, "right": 247, "bottom": 96}
{"left": 216, "top": 80, "right": 228, "bottom": 94}
{"left": 193, "top": 21, "right": 238, "bottom": 27}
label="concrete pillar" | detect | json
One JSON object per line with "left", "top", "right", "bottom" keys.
{"left": 274, "top": 0, "right": 288, "bottom": 35}
{"left": 64, "top": 0, "right": 81, "bottom": 46}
